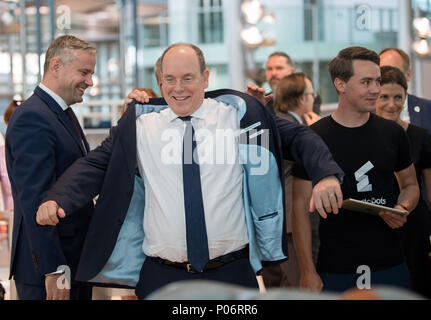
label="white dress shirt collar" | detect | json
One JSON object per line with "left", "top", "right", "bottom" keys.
{"left": 38, "top": 83, "right": 69, "bottom": 111}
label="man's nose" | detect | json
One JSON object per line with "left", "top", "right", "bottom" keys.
{"left": 86, "top": 75, "right": 93, "bottom": 87}
{"left": 370, "top": 81, "right": 380, "bottom": 93}
{"left": 173, "top": 80, "right": 184, "bottom": 90}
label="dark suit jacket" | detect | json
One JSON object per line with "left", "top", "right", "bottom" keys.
{"left": 5, "top": 86, "right": 94, "bottom": 286}
{"left": 44, "top": 89, "right": 342, "bottom": 286}
{"left": 408, "top": 94, "right": 431, "bottom": 133}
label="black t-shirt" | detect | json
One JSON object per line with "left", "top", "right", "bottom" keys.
{"left": 293, "top": 113, "right": 412, "bottom": 273}
{"left": 406, "top": 124, "right": 431, "bottom": 185}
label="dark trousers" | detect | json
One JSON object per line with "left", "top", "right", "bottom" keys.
{"left": 15, "top": 281, "right": 92, "bottom": 300}
{"left": 135, "top": 255, "right": 258, "bottom": 299}
{"left": 319, "top": 263, "right": 410, "bottom": 293}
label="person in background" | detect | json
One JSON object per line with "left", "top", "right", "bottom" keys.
{"left": 259, "top": 73, "right": 321, "bottom": 289}
{"left": 0, "top": 99, "right": 20, "bottom": 300}
{"left": 375, "top": 65, "right": 431, "bottom": 298}
{"left": 246, "top": 52, "right": 295, "bottom": 113}
{"left": 274, "top": 73, "right": 320, "bottom": 126}
{"left": 0, "top": 99, "right": 20, "bottom": 241}
{"left": 245, "top": 52, "right": 322, "bottom": 119}
{"left": 379, "top": 48, "right": 431, "bottom": 133}
{"left": 0, "top": 100, "right": 20, "bottom": 213}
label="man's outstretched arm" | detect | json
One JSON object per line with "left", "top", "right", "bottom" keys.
{"left": 275, "top": 116, "right": 344, "bottom": 217}
{"left": 36, "top": 125, "right": 119, "bottom": 226}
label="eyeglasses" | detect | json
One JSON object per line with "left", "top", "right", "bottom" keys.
{"left": 303, "top": 92, "right": 318, "bottom": 99}
{"left": 162, "top": 75, "right": 199, "bottom": 86}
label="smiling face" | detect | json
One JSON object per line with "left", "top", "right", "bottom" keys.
{"left": 161, "top": 45, "right": 209, "bottom": 117}
{"left": 337, "top": 60, "right": 381, "bottom": 113}
{"left": 53, "top": 49, "right": 95, "bottom": 106}
{"left": 376, "top": 83, "right": 406, "bottom": 122}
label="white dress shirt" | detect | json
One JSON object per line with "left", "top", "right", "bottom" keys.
{"left": 136, "top": 98, "right": 249, "bottom": 262}
{"left": 400, "top": 97, "right": 410, "bottom": 123}
{"left": 39, "top": 83, "right": 69, "bottom": 111}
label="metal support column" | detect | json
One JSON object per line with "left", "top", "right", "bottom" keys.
{"left": 118, "top": 0, "right": 127, "bottom": 98}
{"left": 226, "top": 0, "right": 245, "bottom": 90}
{"left": 312, "top": 3, "right": 320, "bottom": 93}
{"left": 132, "top": 0, "right": 139, "bottom": 88}
{"left": 19, "top": 0, "right": 28, "bottom": 97}
{"left": 35, "top": 0, "right": 42, "bottom": 83}
{"left": 47, "top": 0, "right": 56, "bottom": 42}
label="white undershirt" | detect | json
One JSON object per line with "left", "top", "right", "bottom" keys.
{"left": 136, "top": 98, "right": 249, "bottom": 262}
{"left": 38, "top": 83, "right": 69, "bottom": 111}
{"left": 401, "top": 97, "right": 410, "bottom": 123}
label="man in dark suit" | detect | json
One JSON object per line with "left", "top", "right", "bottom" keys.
{"left": 5, "top": 35, "right": 96, "bottom": 300}
{"left": 35, "top": 43, "right": 344, "bottom": 299}
{"left": 380, "top": 48, "right": 431, "bottom": 132}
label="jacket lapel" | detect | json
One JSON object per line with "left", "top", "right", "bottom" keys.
{"left": 407, "top": 94, "right": 422, "bottom": 128}
{"left": 34, "top": 86, "right": 88, "bottom": 155}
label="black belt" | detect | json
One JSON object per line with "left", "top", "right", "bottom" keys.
{"left": 151, "top": 247, "right": 249, "bottom": 273}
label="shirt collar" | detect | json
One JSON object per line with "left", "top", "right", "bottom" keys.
{"left": 38, "top": 83, "right": 69, "bottom": 111}
{"left": 166, "top": 98, "right": 211, "bottom": 123}
{"left": 287, "top": 110, "right": 304, "bottom": 124}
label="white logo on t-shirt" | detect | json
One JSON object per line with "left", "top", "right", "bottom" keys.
{"left": 354, "top": 161, "right": 374, "bottom": 192}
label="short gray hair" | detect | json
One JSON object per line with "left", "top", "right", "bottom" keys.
{"left": 44, "top": 35, "right": 98, "bottom": 74}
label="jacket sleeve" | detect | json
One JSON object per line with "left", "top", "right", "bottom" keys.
{"left": 45, "top": 125, "right": 118, "bottom": 215}
{"left": 273, "top": 115, "right": 344, "bottom": 186}
{"left": 6, "top": 110, "right": 67, "bottom": 275}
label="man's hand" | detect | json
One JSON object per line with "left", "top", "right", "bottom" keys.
{"left": 36, "top": 200, "right": 66, "bottom": 226}
{"left": 245, "top": 84, "right": 272, "bottom": 106}
{"left": 309, "top": 175, "right": 343, "bottom": 218}
{"left": 303, "top": 111, "right": 321, "bottom": 126}
{"left": 123, "top": 88, "right": 151, "bottom": 110}
{"left": 45, "top": 274, "right": 70, "bottom": 300}
{"left": 378, "top": 205, "right": 407, "bottom": 229}
{"left": 300, "top": 271, "right": 323, "bottom": 292}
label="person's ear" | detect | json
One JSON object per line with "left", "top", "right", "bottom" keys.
{"left": 203, "top": 69, "right": 210, "bottom": 89}
{"left": 49, "top": 57, "right": 62, "bottom": 76}
{"left": 334, "top": 78, "right": 346, "bottom": 93}
{"left": 405, "top": 69, "right": 412, "bottom": 83}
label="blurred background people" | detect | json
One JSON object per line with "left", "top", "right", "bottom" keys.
{"left": 259, "top": 72, "right": 321, "bottom": 289}
{"left": 245, "top": 52, "right": 295, "bottom": 113}
{"left": 376, "top": 65, "right": 431, "bottom": 298}
{"left": 274, "top": 72, "right": 320, "bottom": 126}
{"left": 0, "top": 99, "right": 20, "bottom": 301}
{"left": 379, "top": 48, "right": 431, "bottom": 133}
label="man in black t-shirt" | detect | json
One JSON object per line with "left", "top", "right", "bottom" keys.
{"left": 291, "top": 47, "right": 420, "bottom": 293}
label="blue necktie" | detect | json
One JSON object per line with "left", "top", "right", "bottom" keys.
{"left": 179, "top": 116, "right": 209, "bottom": 272}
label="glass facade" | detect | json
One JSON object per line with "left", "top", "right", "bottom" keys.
{"left": 0, "top": 0, "right": 415, "bottom": 137}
